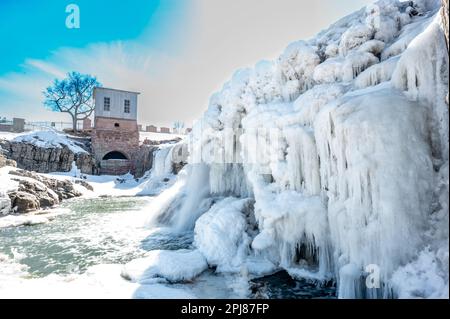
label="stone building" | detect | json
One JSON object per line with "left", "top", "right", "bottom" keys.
{"left": 146, "top": 125, "right": 157, "bottom": 132}
{"left": 0, "top": 118, "right": 25, "bottom": 133}
{"left": 91, "top": 87, "right": 140, "bottom": 175}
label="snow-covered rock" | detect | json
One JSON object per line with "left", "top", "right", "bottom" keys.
{"left": 0, "top": 166, "right": 87, "bottom": 215}
{"left": 11, "top": 130, "right": 87, "bottom": 154}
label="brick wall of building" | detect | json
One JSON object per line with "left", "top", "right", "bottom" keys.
{"left": 91, "top": 117, "right": 140, "bottom": 174}
{"left": 100, "top": 159, "right": 133, "bottom": 175}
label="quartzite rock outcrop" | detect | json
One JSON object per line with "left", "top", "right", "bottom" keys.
{"left": 0, "top": 139, "right": 97, "bottom": 174}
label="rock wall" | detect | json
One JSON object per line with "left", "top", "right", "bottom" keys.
{"left": 171, "top": 143, "right": 188, "bottom": 174}
{"left": 133, "top": 145, "right": 155, "bottom": 178}
{"left": 0, "top": 140, "right": 97, "bottom": 174}
{"left": 1, "top": 135, "right": 185, "bottom": 178}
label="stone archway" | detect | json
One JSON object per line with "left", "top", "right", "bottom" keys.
{"left": 102, "top": 151, "right": 128, "bottom": 160}
{"left": 100, "top": 151, "right": 132, "bottom": 175}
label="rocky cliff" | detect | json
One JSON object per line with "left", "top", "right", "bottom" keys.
{"left": 0, "top": 139, "right": 97, "bottom": 175}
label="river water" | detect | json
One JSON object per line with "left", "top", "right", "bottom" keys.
{"left": 0, "top": 196, "right": 336, "bottom": 298}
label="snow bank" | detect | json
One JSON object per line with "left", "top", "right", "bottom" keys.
{"left": 139, "top": 131, "right": 185, "bottom": 142}
{"left": 12, "top": 130, "right": 87, "bottom": 154}
{"left": 121, "top": 249, "right": 207, "bottom": 283}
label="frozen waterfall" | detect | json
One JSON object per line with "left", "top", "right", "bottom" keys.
{"left": 143, "top": 0, "right": 449, "bottom": 299}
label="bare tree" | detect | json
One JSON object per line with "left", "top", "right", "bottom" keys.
{"left": 44, "top": 72, "right": 100, "bottom": 132}
{"left": 173, "top": 121, "right": 185, "bottom": 134}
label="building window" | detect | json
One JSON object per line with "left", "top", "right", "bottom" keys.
{"left": 104, "top": 97, "right": 110, "bottom": 111}
{"left": 124, "top": 100, "right": 130, "bottom": 113}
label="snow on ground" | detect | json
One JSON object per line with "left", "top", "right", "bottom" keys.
{"left": 46, "top": 163, "right": 178, "bottom": 198}
{"left": 0, "top": 131, "right": 29, "bottom": 141}
{"left": 1, "top": 130, "right": 185, "bottom": 144}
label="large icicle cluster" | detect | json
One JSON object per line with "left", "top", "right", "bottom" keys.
{"left": 153, "top": 0, "right": 449, "bottom": 298}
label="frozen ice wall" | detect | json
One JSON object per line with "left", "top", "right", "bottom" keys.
{"left": 153, "top": 0, "right": 449, "bottom": 298}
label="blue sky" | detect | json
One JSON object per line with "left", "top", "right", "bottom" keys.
{"left": 0, "top": 0, "right": 372, "bottom": 127}
{"left": 0, "top": 0, "right": 181, "bottom": 74}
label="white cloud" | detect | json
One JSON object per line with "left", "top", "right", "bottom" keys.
{"left": 24, "top": 59, "right": 66, "bottom": 78}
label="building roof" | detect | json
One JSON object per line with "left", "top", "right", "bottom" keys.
{"left": 94, "top": 86, "right": 140, "bottom": 95}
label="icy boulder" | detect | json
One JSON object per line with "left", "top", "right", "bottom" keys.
{"left": 121, "top": 249, "right": 207, "bottom": 283}
{"left": 313, "top": 57, "right": 344, "bottom": 84}
{"left": 339, "top": 24, "right": 374, "bottom": 56}
{"left": 194, "top": 197, "right": 254, "bottom": 272}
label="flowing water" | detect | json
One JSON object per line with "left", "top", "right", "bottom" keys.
{"left": 0, "top": 197, "right": 152, "bottom": 276}
{"left": 0, "top": 196, "right": 336, "bottom": 298}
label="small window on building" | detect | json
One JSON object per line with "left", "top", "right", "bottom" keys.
{"left": 114, "top": 123, "right": 120, "bottom": 128}
{"left": 104, "top": 97, "right": 110, "bottom": 111}
{"left": 124, "top": 100, "right": 130, "bottom": 113}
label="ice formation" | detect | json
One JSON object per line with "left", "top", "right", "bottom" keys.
{"left": 121, "top": 249, "right": 207, "bottom": 283}
{"left": 152, "top": 144, "right": 174, "bottom": 178}
{"left": 148, "top": 0, "right": 448, "bottom": 299}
